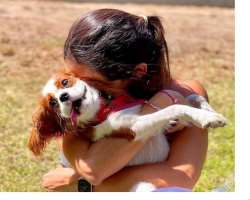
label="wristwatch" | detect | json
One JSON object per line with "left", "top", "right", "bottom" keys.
{"left": 78, "top": 179, "right": 93, "bottom": 192}
{"left": 59, "top": 153, "right": 92, "bottom": 192}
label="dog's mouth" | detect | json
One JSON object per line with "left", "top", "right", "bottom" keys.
{"left": 70, "top": 99, "right": 82, "bottom": 126}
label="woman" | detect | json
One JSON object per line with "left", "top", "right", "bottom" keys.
{"left": 41, "top": 9, "right": 208, "bottom": 192}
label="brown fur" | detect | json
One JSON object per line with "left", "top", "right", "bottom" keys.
{"left": 54, "top": 74, "right": 77, "bottom": 89}
{"left": 28, "top": 98, "right": 64, "bottom": 156}
{"left": 109, "top": 128, "right": 136, "bottom": 141}
{"left": 28, "top": 69, "right": 135, "bottom": 156}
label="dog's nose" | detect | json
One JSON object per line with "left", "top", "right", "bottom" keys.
{"left": 60, "top": 93, "right": 70, "bottom": 102}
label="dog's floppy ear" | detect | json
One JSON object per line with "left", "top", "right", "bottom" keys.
{"left": 28, "top": 125, "right": 46, "bottom": 156}
{"left": 28, "top": 104, "right": 61, "bottom": 156}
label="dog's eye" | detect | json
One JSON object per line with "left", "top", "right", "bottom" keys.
{"left": 49, "top": 98, "right": 58, "bottom": 108}
{"left": 61, "top": 79, "right": 68, "bottom": 87}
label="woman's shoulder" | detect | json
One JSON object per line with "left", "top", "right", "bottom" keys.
{"left": 167, "top": 79, "right": 208, "bottom": 99}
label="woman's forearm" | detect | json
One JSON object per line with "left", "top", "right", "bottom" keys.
{"left": 94, "top": 162, "right": 193, "bottom": 192}
{"left": 95, "top": 126, "right": 208, "bottom": 191}
{"left": 62, "top": 134, "right": 147, "bottom": 185}
{"left": 79, "top": 139, "right": 148, "bottom": 185}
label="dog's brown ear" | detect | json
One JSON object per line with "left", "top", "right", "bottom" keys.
{"left": 28, "top": 126, "right": 47, "bottom": 156}
{"left": 28, "top": 105, "right": 61, "bottom": 156}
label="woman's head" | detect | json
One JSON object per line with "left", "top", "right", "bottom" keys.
{"left": 64, "top": 9, "right": 170, "bottom": 99}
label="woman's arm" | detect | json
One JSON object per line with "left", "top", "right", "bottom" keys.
{"left": 62, "top": 134, "right": 147, "bottom": 185}
{"left": 41, "top": 137, "right": 147, "bottom": 190}
{"left": 94, "top": 126, "right": 207, "bottom": 191}
{"left": 61, "top": 90, "right": 178, "bottom": 186}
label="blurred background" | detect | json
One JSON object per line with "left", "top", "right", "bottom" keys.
{"left": 0, "top": 0, "right": 234, "bottom": 191}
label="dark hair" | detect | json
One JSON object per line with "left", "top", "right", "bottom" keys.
{"left": 64, "top": 9, "right": 171, "bottom": 99}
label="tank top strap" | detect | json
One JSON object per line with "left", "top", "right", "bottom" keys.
{"left": 159, "top": 90, "right": 180, "bottom": 104}
{"left": 144, "top": 89, "right": 180, "bottom": 111}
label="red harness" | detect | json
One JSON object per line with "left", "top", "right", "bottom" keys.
{"left": 95, "top": 90, "right": 179, "bottom": 123}
{"left": 96, "top": 95, "right": 145, "bottom": 123}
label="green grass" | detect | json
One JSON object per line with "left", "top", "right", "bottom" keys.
{"left": 0, "top": 0, "right": 234, "bottom": 191}
{"left": 0, "top": 76, "right": 58, "bottom": 191}
{"left": 194, "top": 77, "right": 234, "bottom": 191}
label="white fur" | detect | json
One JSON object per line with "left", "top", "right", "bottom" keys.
{"left": 92, "top": 104, "right": 226, "bottom": 142}
{"left": 186, "top": 94, "right": 216, "bottom": 112}
{"left": 42, "top": 78, "right": 57, "bottom": 96}
{"left": 127, "top": 133, "right": 169, "bottom": 166}
{"left": 131, "top": 104, "right": 226, "bottom": 139}
{"left": 76, "top": 83, "right": 101, "bottom": 124}
{"left": 130, "top": 182, "right": 157, "bottom": 192}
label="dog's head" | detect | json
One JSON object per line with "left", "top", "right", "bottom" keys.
{"left": 42, "top": 73, "right": 102, "bottom": 124}
{"left": 28, "top": 71, "right": 126, "bottom": 156}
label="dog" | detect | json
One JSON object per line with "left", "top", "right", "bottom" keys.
{"left": 28, "top": 70, "right": 226, "bottom": 191}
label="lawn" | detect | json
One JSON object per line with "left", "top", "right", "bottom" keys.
{"left": 0, "top": 0, "right": 234, "bottom": 191}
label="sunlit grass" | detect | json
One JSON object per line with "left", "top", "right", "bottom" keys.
{"left": 194, "top": 77, "right": 234, "bottom": 191}
{"left": 0, "top": 0, "right": 234, "bottom": 191}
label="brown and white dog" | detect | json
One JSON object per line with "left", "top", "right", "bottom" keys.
{"left": 28, "top": 70, "right": 226, "bottom": 191}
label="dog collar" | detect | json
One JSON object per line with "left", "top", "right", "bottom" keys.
{"left": 96, "top": 95, "right": 145, "bottom": 123}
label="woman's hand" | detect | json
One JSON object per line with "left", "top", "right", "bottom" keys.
{"left": 42, "top": 166, "right": 79, "bottom": 192}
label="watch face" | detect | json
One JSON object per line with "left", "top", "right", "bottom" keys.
{"left": 78, "top": 179, "right": 92, "bottom": 192}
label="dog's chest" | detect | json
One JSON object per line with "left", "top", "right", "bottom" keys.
{"left": 127, "top": 132, "right": 170, "bottom": 166}
{"left": 112, "top": 105, "right": 170, "bottom": 166}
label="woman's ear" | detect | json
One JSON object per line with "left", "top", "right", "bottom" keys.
{"left": 28, "top": 105, "right": 61, "bottom": 156}
{"left": 133, "top": 63, "right": 148, "bottom": 78}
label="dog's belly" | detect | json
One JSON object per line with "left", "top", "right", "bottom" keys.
{"left": 114, "top": 105, "right": 170, "bottom": 166}
{"left": 127, "top": 132, "right": 170, "bottom": 166}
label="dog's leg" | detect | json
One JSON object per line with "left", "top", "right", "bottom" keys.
{"left": 91, "top": 120, "right": 113, "bottom": 141}
{"left": 186, "top": 94, "right": 216, "bottom": 112}
{"left": 132, "top": 104, "right": 227, "bottom": 140}
{"left": 91, "top": 110, "right": 138, "bottom": 141}
{"left": 91, "top": 104, "right": 226, "bottom": 142}
{"left": 164, "top": 94, "right": 220, "bottom": 133}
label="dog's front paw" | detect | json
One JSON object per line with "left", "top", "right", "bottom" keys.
{"left": 201, "top": 113, "right": 227, "bottom": 129}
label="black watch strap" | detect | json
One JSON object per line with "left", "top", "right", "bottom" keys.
{"left": 78, "top": 179, "right": 92, "bottom": 192}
